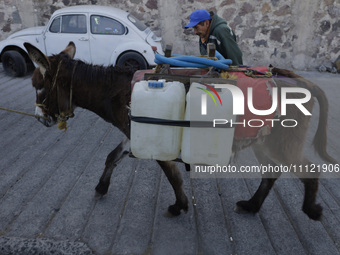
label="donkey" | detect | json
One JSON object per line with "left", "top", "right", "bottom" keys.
{"left": 24, "top": 42, "right": 337, "bottom": 221}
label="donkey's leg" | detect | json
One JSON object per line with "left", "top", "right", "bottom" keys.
{"left": 295, "top": 158, "right": 322, "bottom": 220}
{"left": 300, "top": 178, "right": 322, "bottom": 220}
{"left": 158, "top": 160, "right": 188, "bottom": 216}
{"left": 235, "top": 144, "right": 281, "bottom": 214}
{"left": 236, "top": 175, "right": 280, "bottom": 214}
{"left": 95, "top": 137, "right": 130, "bottom": 195}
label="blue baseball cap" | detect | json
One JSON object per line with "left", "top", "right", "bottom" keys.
{"left": 185, "top": 9, "right": 211, "bottom": 28}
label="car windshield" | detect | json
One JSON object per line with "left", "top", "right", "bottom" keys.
{"left": 127, "top": 14, "right": 147, "bottom": 31}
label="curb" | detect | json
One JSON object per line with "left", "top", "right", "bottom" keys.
{"left": 0, "top": 237, "right": 94, "bottom": 255}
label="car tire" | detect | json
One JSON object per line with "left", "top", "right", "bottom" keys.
{"left": 1, "top": 50, "right": 27, "bottom": 77}
{"left": 117, "top": 52, "right": 148, "bottom": 70}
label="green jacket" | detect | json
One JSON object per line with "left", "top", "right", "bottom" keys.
{"left": 199, "top": 12, "right": 243, "bottom": 66}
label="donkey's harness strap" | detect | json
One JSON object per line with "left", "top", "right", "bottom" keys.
{"left": 130, "top": 115, "right": 233, "bottom": 128}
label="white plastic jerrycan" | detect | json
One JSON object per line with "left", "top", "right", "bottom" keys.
{"left": 181, "top": 82, "right": 236, "bottom": 165}
{"left": 131, "top": 80, "right": 186, "bottom": 161}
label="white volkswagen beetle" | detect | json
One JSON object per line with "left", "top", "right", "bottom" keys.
{"left": 0, "top": 5, "right": 164, "bottom": 76}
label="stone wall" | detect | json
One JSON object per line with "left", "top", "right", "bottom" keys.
{"left": 0, "top": 0, "right": 339, "bottom": 70}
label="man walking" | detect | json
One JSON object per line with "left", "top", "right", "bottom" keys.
{"left": 185, "top": 9, "right": 243, "bottom": 65}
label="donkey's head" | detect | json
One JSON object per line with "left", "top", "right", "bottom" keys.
{"left": 24, "top": 42, "right": 76, "bottom": 127}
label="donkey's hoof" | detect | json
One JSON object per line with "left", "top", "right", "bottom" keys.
{"left": 167, "top": 200, "right": 189, "bottom": 216}
{"left": 168, "top": 204, "right": 182, "bottom": 216}
{"left": 95, "top": 182, "right": 109, "bottom": 196}
{"left": 303, "top": 204, "right": 323, "bottom": 221}
{"left": 235, "top": 200, "right": 258, "bottom": 214}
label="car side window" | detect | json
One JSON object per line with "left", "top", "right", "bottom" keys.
{"left": 91, "top": 15, "right": 125, "bottom": 35}
{"left": 49, "top": 17, "right": 61, "bottom": 33}
{"left": 61, "top": 15, "right": 87, "bottom": 33}
{"left": 49, "top": 15, "right": 87, "bottom": 34}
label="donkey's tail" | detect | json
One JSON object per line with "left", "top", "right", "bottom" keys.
{"left": 272, "top": 68, "right": 337, "bottom": 164}
{"left": 309, "top": 83, "right": 337, "bottom": 164}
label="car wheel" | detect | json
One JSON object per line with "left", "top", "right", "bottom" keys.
{"left": 1, "top": 50, "right": 27, "bottom": 77}
{"left": 117, "top": 52, "right": 148, "bottom": 70}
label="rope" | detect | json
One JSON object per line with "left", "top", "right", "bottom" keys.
{"left": 0, "top": 106, "right": 49, "bottom": 120}
{"left": 55, "top": 61, "right": 77, "bottom": 131}
{"left": 0, "top": 60, "right": 77, "bottom": 126}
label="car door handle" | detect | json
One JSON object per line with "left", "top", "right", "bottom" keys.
{"left": 79, "top": 37, "right": 89, "bottom": 41}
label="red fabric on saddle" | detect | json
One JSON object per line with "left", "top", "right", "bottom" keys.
{"left": 131, "top": 67, "right": 277, "bottom": 139}
{"left": 227, "top": 67, "right": 277, "bottom": 139}
{"left": 131, "top": 70, "right": 153, "bottom": 91}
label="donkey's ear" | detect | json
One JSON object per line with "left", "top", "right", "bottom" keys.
{"left": 24, "top": 42, "right": 50, "bottom": 77}
{"left": 62, "top": 41, "right": 76, "bottom": 59}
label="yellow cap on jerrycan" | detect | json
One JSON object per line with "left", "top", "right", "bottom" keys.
{"left": 131, "top": 80, "right": 186, "bottom": 161}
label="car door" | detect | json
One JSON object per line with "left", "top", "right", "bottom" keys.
{"left": 89, "top": 15, "right": 131, "bottom": 66}
{"left": 44, "top": 14, "right": 92, "bottom": 63}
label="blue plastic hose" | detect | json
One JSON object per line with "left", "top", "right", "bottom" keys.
{"left": 154, "top": 52, "right": 232, "bottom": 69}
